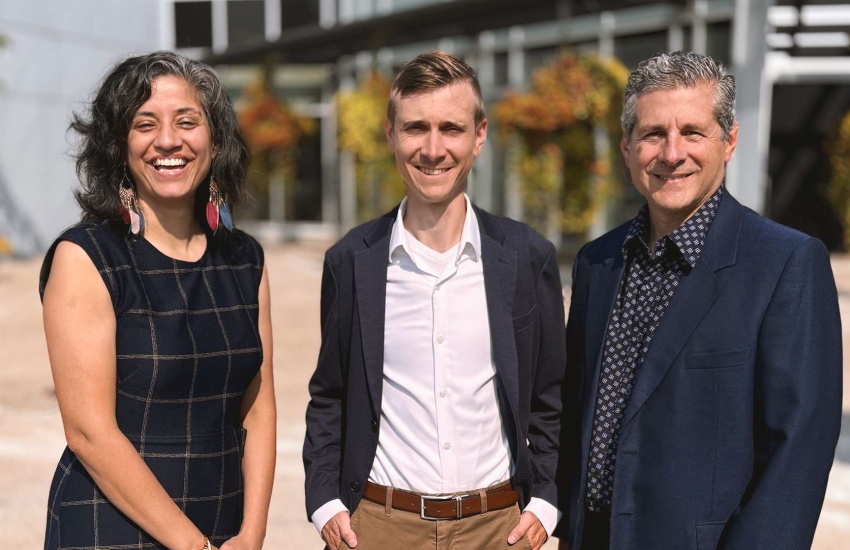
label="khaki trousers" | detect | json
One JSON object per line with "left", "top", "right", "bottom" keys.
{"left": 338, "top": 498, "right": 534, "bottom": 550}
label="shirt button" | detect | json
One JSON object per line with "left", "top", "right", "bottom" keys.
{"left": 443, "top": 442, "right": 451, "bottom": 450}
{"left": 436, "top": 335, "right": 445, "bottom": 344}
{"left": 439, "top": 389, "right": 447, "bottom": 398}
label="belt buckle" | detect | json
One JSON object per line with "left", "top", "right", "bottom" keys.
{"left": 420, "top": 494, "right": 463, "bottom": 520}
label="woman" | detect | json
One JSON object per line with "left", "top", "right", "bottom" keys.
{"left": 39, "top": 51, "right": 276, "bottom": 550}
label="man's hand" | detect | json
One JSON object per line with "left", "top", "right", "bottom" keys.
{"left": 321, "top": 510, "right": 358, "bottom": 549}
{"left": 508, "top": 510, "right": 547, "bottom": 549}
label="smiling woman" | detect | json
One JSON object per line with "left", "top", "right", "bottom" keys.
{"left": 38, "top": 52, "right": 277, "bottom": 550}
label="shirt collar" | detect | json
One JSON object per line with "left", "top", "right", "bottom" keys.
{"left": 623, "top": 186, "right": 723, "bottom": 267}
{"left": 389, "top": 193, "right": 481, "bottom": 264}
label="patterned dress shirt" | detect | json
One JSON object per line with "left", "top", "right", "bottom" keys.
{"left": 585, "top": 187, "right": 723, "bottom": 512}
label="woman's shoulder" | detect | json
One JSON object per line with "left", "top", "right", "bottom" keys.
{"left": 57, "top": 219, "right": 127, "bottom": 249}
{"left": 222, "top": 228, "right": 264, "bottom": 270}
{"left": 40, "top": 219, "right": 131, "bottom": 301}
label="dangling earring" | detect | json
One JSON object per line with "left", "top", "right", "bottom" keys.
{"left": 117, "top": 168, "right": 144, "bottom": 236}
{"left": 207, "top": 179, "right": 233, "bottom": 234}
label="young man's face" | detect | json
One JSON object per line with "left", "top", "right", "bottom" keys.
{"left": 621, "top": 84, "right": 738, "bottom": 225}
{"left": 386, "top": 81, "right": 487, "bottom": 208}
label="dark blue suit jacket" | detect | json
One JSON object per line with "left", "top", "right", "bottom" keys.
{"left": 303, "top": 205, "right": 566, "bottom": 521}
{"left": 557, "top": 191, "right": 842, "bottom": 549}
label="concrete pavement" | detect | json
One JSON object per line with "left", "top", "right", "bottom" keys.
{"left": 1, "top": 242, "right": 848, "bottom": 549}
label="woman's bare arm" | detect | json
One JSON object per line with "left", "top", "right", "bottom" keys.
{"left": 43, "top": 240, "right": 208, "bottom": 550}
{"left": 224, "top": 265, "right": 277, "bottom": 549}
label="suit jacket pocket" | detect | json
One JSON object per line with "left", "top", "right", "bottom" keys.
{"left": 685, "top": 348, "right": 753, "bottom": 370}
{"left": 512, "top": 304, "right": 538, "bottom": 332}
{"left": 696, "top": 521, "right": 726, "bottom": 550}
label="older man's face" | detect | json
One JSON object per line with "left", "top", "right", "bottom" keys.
{"left": 622, "top": 84, "right": 737, "bottom": 226}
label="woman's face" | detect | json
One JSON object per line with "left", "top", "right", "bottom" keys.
{"left": 126, "top": 76, "right": 214, "bottom": 209}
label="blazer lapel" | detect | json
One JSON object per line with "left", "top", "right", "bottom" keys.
{"left": 620, "top": 191, "right": 744, "bottom": 429}
{"left": 584, "top": 253, "right": 626, "bottom": 402}
{"left": 354, "top": 215, "right": 394, "bottom": 422}
{"left": 620, "top": 256, "right": 720, "bottom": 428}
{"left": 477, "top": 210, "right": 520, "bottom": 425}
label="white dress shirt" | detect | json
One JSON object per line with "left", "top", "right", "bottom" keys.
{"left": 312, "top": 195, "right": 558, "bottom": 536}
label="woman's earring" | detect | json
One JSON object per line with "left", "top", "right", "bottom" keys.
{"left": 118, "top": 169, "right": 144, "bottom": 236}
{"left": 207, "top": 179, "right": 233, "bottom": 234}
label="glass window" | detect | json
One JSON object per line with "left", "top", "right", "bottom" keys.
{"left": 228, "top": 0, "right": 265, "bottom": 47}
{"left": 174, "top": 1, "right": 213, "bottom": 49}
{"left": 292, "top": 124, "right": 323, "bottom": 221}
{"left": 706, "top": 22, "right": 731, "bottom": 66}
{"left": 281, "top": 0, "right": 320, "bottom": 30}
{"left": 494, "top": 52, "right": 509, "bottom": 87}
{"left": 613, "top": 32, "right": 668, "bottom": 70}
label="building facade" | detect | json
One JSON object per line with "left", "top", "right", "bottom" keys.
{"left": 0, "top": 0, "right": 164, "bottom": 256}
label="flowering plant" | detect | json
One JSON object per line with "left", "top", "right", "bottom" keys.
{"left": 337, "top": 72, "right": 405, "bottom": 221}
{"left": 493, "top": 52, "right": 628, "bottom": 235}
{"left": 238, "top": 72, "right": 315, "bottom": 220}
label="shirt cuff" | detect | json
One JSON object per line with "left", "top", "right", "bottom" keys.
{"left": 311, "top": 499, "right": 349, "bottom": 534}
{"left": 523, "top": 497, "right": 561, "bottom": 538}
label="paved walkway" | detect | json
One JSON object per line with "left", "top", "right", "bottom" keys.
{"left": 1, "top": 242, "right": 848, "bottom": 548}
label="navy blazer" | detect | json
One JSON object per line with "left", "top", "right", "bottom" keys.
{"left": 556, "top": 191, "right": 843, "bottom": 549}
{"left": 303, "top": 205, "right": 566, "bottom": 520}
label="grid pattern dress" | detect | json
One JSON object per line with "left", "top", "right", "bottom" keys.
{"left": 40, "top": 220, "right": 264, "bottom": 549}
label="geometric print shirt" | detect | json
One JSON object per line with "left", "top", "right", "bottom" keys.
{"left": 585, "top": 186, "right": 722, "bottom": 512}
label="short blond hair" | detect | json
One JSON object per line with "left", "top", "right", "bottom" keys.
{"left": 387, "top": 51, "right": 485, "bottom": 126}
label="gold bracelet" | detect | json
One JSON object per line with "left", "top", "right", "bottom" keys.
{"left": 200, "top": 537, "right": 212, "bottom": 550}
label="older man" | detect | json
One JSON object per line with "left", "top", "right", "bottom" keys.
{"left": 557, "top": 51, "right": 842, "bottom": 549}
{"left": 304, "top": 51, "right": 565, "bottom": 550}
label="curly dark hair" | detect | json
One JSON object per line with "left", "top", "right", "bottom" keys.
{"left": 70, "top": 51, "right": 248, "bottom": 230}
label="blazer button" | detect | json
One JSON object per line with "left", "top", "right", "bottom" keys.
{"left": 349, "top": 481, "right": 360, "bottom": 493}
{"left": 371, "top": 419, "right": 378, "bottom": 433}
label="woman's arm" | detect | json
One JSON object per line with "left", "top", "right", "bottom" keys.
{"left": 223, "top": 265, "right": 276, "bottom": 549}
{"left": 43, "top": 241, "right": 209, "bottom": 550}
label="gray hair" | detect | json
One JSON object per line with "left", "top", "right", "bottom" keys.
{"left": 621, "top": 51, "right": 736, "bottom": 142}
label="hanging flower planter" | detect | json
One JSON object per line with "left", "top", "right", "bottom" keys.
{"left": 493, "top": 51, "right": 629, "bottom": 238}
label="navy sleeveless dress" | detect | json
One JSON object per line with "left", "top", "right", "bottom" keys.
{"left": 40, "top": 220, "right": 264, "bottom": 549}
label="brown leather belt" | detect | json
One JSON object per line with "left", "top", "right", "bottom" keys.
{"left": 362, "top": 481, "right": 518, "bottom": 520}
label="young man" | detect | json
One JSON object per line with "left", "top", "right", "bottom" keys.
{"left": 557, "top": 51, "right": 842, "bottom": 549}
{"left": 304, "top": 51, "right": 566, "bottom": 550}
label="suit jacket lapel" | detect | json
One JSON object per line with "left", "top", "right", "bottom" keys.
{"left": 476, "top": 208, "right": 521, "bottom": 426}
{"left": 354, "top": 215, "right": 394, "bottom": 422}
{"left": 584, "top": 253, "right": 626, "bottom": 401}
{"left": 621, "top": 191, "right": 745, "bottom": 429}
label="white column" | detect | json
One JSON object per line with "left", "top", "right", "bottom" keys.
{"left": 160, "top": 0, "right": 175, "bottom": 49}
{"left": 589, "top": 11, "right": 616, "bottom": 240}
{"left": 505, "top": 26, "right": 525, "bottom": 222}
{"left": 320, "top": 0, "right": 338, "bottom": 28}
{"left": 321, "top": 83, "right": 339, "bottom": 224}
{"left": 339, "top": 56, "right": 358, "bottom": 232}
{"left": 475, "top": 31, "right": 496, "bottom": 212}
{"left": 691, "top": 0, "right": 708, "bottom": 54}
{"left": 212, "top": 0, "right": 228, "bottom": 54}
{"left": 725, "top": 0, "right": 773, "bottom": 214}
{"left": 265, "top": 0, "right": 281, "bottom": 41}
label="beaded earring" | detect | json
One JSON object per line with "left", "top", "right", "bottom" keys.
{"left": 206, "top": 179, "right": 233, "bottom": 234}
{"left": 117, "top": 168, "right": 144, "bottom": 235}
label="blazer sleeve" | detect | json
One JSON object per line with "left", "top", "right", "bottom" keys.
{"left": 720, "top": 238, "right": 842, "bottom": 549}
{"left": 528, "top": 243, "right": 568, "bottom": 507}
{"left": 303, "top": 252, "right": 345, "bottom": 519}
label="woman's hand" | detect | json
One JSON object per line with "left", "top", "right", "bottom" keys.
{"left": 218, "top": 533, "right": 262, "bottom": 550}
